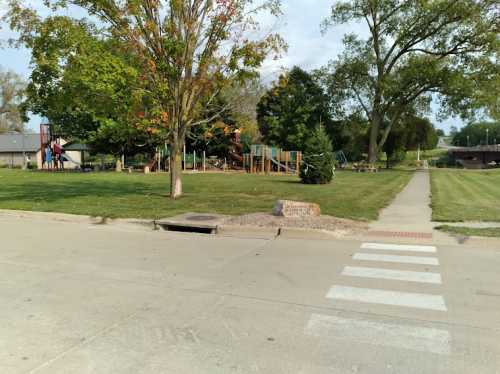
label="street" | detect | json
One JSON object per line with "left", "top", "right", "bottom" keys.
{"left": 1, "top": 215, "right": 499, "bottom": 373}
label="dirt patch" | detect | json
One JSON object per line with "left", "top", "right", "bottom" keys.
{"left": 223, "top": 213, "right": 368, "bottom": 236}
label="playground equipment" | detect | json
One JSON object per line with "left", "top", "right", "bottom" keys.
{"left": 40, "top": 119, "right": 85, "bottom": 170}
{"left": 228, "top": 129, "right": 244, "bottom": 169}
{"left": 146, "top": 144, "right": 230, "bottom": 173}
{"left": 243, "top": 145, "right": 302, "bottom": 174}
{"left": 40, "top": 120, "right": 65, "bottom": 170}
{"left": 336, "top": 150, "right": 348, "bottom": 168}
{"left": 61, "top": 153, "right": 81, "bottom": 166}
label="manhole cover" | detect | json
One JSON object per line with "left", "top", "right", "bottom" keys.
{"left": 186, "top": 215, "right": 218, "bottom": 221}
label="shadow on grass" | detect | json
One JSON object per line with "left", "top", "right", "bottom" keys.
{"left": 0, "top": 179, "right": 164, "bottom": 204}
{"left": 272, "top": 179, "right": 303, "bottom": 185}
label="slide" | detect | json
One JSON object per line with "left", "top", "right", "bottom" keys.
{"left": 229, "top": 151, "right": 243, "bottom": 163}
{"left": 61, "top": 153, "right": 81, "bottom": 166}
{"left": 270, "top": 157, "right": 294, "bottom": 172}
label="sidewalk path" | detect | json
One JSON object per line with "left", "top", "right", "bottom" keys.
{"left": 369, "top": 170, "right": 434, "bottom": 235}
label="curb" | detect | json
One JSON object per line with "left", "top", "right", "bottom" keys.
{"left": 217, "top": 224, "right": 353, "bottom": 240}
{"left": 216, "top": 225, "right": 279, "bottom": 239}
{"left": 0, "top": 209, "right": 355, "bottom": 240}
{"left": 0, "top": 209, "right": 156, "bottom": 230}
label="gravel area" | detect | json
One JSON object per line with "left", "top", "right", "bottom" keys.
{"left": 223, "top": 213, "right": 368, "bottom": 235}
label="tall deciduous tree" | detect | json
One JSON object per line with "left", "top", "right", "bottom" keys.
{"left": 17, "top": 0, "right": 284, "bottom": 198}
{"left": 0, "top": 68, "right": 26, "bottom": 134}
{"left": 323, "top": 0, "right": 499, "bottom": 163}
{"left": 6, "top": 14, "right": 151, "bottom": 156}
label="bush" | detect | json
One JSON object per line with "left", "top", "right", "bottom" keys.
{"left": 300, "top": 126, "right": 335, "bottom": 184}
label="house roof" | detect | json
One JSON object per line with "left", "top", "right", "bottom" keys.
{"left": 0, "top": 133, "right": 41, "bottom": 153}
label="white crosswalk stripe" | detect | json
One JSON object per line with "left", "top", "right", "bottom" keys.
{"left": 305, "top": 314, "right": 451, "bottom": 355}
{"left": 326, "top": 285, "right": 447, "bottom": 311}
{"left": 342, "top": 265, "right": 442, "bottom": 284}
{"left": 353, "top": 252, "right": 439, "bottom": 265}
{"left": 361, "top": 242, "right": 436, "bottom": 253}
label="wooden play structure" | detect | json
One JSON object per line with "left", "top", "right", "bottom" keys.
{"left": 243, "top": 145, "right": 302, "bottom": 174}
{"left": 140, "top": 138, "right": 303, "bottom": 175}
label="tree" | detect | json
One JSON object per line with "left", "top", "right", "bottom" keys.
{"left": 383, "top": 115, "right": 439, "bottom": 168}
{"left": 471, "top": 57, "right": 500, "bottom": 121}
{"left": 328, "top": 114, "right": 369, "bottom": 162}
{"left": 188, "top": 78, "right": 265, "bottom": 156}
{"left": 5, "top": 12, "right": 159, "bottom": 158}
{"left": 452, "top": 121, "right": 500, "bottom": 146}
{"left": 257, "top": 66, "right": 332, "bottom": 151}
{"left": 322, "top": 0, "right": 499, "bottom": 163}
{"left": 0, "top": 68, "right": 26, "bottom": 134}
{"left": 10, "top": 0, "right": 284, "bottom": 198}
{"left": 300, "top": 126, "right": 335, "bottom": 184}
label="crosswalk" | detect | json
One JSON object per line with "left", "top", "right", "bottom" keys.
{"left": 305, "top": 241, "right": 450, "bottom": 356}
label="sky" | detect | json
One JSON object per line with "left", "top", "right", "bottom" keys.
{"left": 0, "top": 0, "right": 462, "bottom": 132}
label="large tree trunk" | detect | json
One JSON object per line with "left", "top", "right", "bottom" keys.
{"left": 169, "top": 145, "right": 183, "bottom": 199}
{"left": 368, "top": 114, "right": 381, "bottom": 164}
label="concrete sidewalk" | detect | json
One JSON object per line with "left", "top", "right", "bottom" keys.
{"left": 368, "top": 170, "right": 434, "bottom": 236}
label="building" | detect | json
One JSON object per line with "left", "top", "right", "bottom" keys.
{"left": 0, "top": 133, "right": 41, "bottom": 168}
{"left": 0, "top": 133, "right": 82, "bottom": 169}
{"left": 449, "top": 145, "right": 500, "bottom": 169}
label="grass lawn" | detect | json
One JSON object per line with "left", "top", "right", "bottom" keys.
{"left": 436, "top": 225, "right": 500, "bottom": 238}
{"left": 0, "top": 169, "right": 412, "bottom": 221}
{"left": 431, "top": 169, "right": 500, "bottom": 222}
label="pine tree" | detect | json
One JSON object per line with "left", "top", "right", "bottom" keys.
{"left": 300, "top": 126, "right": 335, "bottom": 184}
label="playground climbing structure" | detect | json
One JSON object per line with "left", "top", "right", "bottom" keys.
{"left": 243, "top": 145, "right": 302, "bottom": 174}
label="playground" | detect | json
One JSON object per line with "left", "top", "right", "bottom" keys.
{"left": 0, "top": 168, "right": 412, "bottom": 221}
{"left": 36, "top": 120, "right": 309, "bottom": 177}
{"left": 37, "top": 120, "right": 85, "bottom": 170}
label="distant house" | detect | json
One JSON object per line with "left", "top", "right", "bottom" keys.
{"left": 0, "top": 133, "right": 82, "bottom": 169}
{"left": 0, "top": 133, "right": 41, "bottom": 168}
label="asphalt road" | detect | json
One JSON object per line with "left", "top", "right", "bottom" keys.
{"left": 1, "top": 215, "right": 499, "bottom": 374}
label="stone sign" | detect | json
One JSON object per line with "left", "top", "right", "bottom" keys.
{"left": 272, "top": 200, "right": 321, "bottom": 218}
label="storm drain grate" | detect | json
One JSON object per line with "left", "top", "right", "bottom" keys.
{"left": 159, "top": 224, "right": 216, "bottom": 234}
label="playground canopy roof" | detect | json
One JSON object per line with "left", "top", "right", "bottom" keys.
{"left": 0, "top": 133, "right": 40, "bottom": 153}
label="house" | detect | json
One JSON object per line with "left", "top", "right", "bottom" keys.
{"left": 0, "top": 133, "right": 82, "bottom": 169}
{"left": 0, "top": 133, "right": 41, "bottom": 168}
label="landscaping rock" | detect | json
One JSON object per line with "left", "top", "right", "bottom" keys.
{"left": 272, "top": 200, "right": 321, "bottom": 217}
